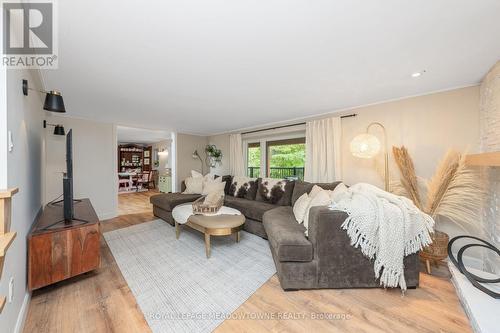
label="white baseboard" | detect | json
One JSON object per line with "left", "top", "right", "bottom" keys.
{"left": 98, "top": 211, "right": 118, "bottom": 221}
{"left": 14, "top": 292, "right": 31, "bottom": 333}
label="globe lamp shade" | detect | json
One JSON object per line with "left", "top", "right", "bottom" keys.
{"left": 350, "top": 133, "right": 381, "bottom": 159}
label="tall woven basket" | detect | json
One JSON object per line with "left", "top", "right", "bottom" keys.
{"left": 420, "top": 230, "right": 449, "bottom": 274}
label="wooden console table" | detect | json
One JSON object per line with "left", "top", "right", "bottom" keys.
{"left": 28, "top": 199, "right": 100, "bottom": 290}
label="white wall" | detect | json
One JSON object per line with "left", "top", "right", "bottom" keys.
{"left": 341, "top": 86, "right": 479, "bottom": 188}
{"left": 0, "top": 69, "right": 44, "bottom": 333}
{"left": 175, "top": 133, "right": 208, "bottom": 190}
{"left": 44, "top": 115, "right": 118, "bottom": 220}
{"left": 151, "top": 139, "right": 172, "bottom": 171}
{"left": 208, "top": 134, "right": 230, "bottom": 176}
{"left": 0, "top": 68, "right": 7, "bottom": 188}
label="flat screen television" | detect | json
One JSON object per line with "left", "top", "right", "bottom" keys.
{"left": 63, "top": 129, "right": 74, "bottom": 221}
{"left": 44, "top": 129, "right": 88, "bottom": 230}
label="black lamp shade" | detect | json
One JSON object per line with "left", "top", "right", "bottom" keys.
{"left": 43, "top": 91, "right": 66, "bottom": 113}
{"left": 53, "top": 125, "right": 65, "bottom": 135}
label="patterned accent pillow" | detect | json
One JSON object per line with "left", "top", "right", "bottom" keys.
{"left": 228, "top": 176, "right": 258, "bottom": 200}
{"left": 255, "top": 178, "right": 295, "bottom": 206}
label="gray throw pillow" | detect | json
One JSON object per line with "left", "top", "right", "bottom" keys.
{"left": 291, "top": 180, "right": 342, "bottom": 205}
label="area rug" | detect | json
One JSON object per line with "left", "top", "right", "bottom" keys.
{"left": 104, "top": 219, "right": 276, "bottom": 333}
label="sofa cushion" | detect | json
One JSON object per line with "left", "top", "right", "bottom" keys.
{"left": 150, "top": 193, "right": 201, "bottom": 212}
{"left": 224, "top": 196, "right": 276, "bottom": 222}
{"left": 291, "top": 180, "right": 342, "bottom": 205}
{"left": 255, "top": 178, "right": 295, "bottom": 206}
{"left": 263, "top": 206, "right": 313, "bottom": 262}
{"left": 228, "top": 176, "right": 258, "bottom": 200}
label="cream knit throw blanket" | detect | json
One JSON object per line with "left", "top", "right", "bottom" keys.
{"left": 331, "top": 183, "right": 434, "bottom": 291}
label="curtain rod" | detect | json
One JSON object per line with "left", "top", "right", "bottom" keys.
{"left": 241, "top": 113, "right": 357, "bottom": 135}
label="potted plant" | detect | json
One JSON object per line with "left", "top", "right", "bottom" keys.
{"left": 205, "top": 144, "right": 223, "bottom": 168}
{"left": 392, "top": 147, "right": 483, "bottom": 274}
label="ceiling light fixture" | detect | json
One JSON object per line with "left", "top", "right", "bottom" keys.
{"left": 158, "top": 148, "right": 169, "bottom": 157}
{"left": 411, "top": 70, "right": 426, "bottom": 78}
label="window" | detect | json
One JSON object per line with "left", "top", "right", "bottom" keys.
{"left": 267, "top": 138, "right": 305, "bottom": 180}
{"left": 247, "top": 142, "right": 261, "bottom": 177}
{"left": 245, "top": 136, "right": 306, "bottom": 180}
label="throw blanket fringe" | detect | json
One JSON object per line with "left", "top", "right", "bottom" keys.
{"left": 332, "top": 183, "right": 434, "bottom": 291}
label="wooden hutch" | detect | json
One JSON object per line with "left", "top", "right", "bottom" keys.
{"left": 118, "top": 144, "right": 153, "bottom": 172}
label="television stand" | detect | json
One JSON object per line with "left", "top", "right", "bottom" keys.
{"left": 41, "top": 216, "right": 89, "bottom": 231}
{"left": 43, "top": 199, "right": 89, "bottom": 230}
{"left": 28, "top": 198, "right": 100, "bottom": 290}
{"left": 49, "top": 198, "right": 83, "bottom": 205}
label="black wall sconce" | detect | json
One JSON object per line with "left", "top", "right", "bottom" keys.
{"left": 23, "top": 79, "right": 66, "bottom": 113}
{"left": 43, "top": 120, "right": 65, "bottom": 136}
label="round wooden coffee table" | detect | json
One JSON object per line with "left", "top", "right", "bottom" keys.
{"left": 172, "top": 203, "right": 244, "bottom": 258}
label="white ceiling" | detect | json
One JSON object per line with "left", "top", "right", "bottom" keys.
{"left": 42, "top": 0, "right": 500, "bottom": 135}
{"left": 117, "top": 126, "right": 171, "bottom": 144}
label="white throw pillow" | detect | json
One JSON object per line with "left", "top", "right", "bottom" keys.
{"left": 308, "top": 185, "right": 323, "bottom": 199}
{"left": 202, "top": 181, "right": 226, "bottom": 195}
{"left": 293, "top": 193, "right": 312, "bottom": 224}
{"left": 191, "top": 170, "right": 216, "bottom": 182}
{"left": 202, "top": 175, "right": 221, "bottom": 192}
{"left": 204, "top": 190, "right": 223, "bottom": 205}
{"left": 303, "top": 190, "right": 332, "bottom": 235}
{"left": 330, "top": 183, "right": 348, "bottom": 202}
{"left": 183, "top": 177, "right": 203, "bottom": 194}
{"left": 191, "top": 170, "right": 203, "bottom": 178}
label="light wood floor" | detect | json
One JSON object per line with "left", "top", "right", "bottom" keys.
{"left": 23, "top": 192, "right": 472, "bottom": 333}
{"left": 118, "top": 190, "right": 158, "bottom": 215}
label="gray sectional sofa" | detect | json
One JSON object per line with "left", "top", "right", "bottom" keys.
{"left": 150, "top": 176, "right": 419, "bottom": 290}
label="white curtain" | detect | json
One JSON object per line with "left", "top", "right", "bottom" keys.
{"left": 229, "top": 133, "right": 245, "bottom": 176}
{"left": 304, "top": 117, "right": 342, "bottom": 182}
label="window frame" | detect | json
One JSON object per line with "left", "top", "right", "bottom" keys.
{"left": 246, "top": 142, "right": 261, "bottom": 178}
{"left": 243, "top": 131, "right": 306, "bottom": 178}
{"left": 265, "top": 137, "right": 306, "bottom": 177}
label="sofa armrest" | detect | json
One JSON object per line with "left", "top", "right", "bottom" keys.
{"left": 306, "top": 206, "right": 420, "bottom": 288}
{"left": 307, "top": 206, "right": 349, "bottom": 252}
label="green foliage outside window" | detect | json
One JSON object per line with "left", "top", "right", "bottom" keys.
{"left": 268, "top": 144, "right": 305, "bottom": 168}
{"left": 247, "top": 143, "right": 305, "bottom": 179}
{"left": 248, "top": 146, "right": 261, "bottom": 167}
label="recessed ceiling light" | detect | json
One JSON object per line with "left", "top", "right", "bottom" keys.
{"left": 411, "top": 70, "right": 426, "bottom": 78}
